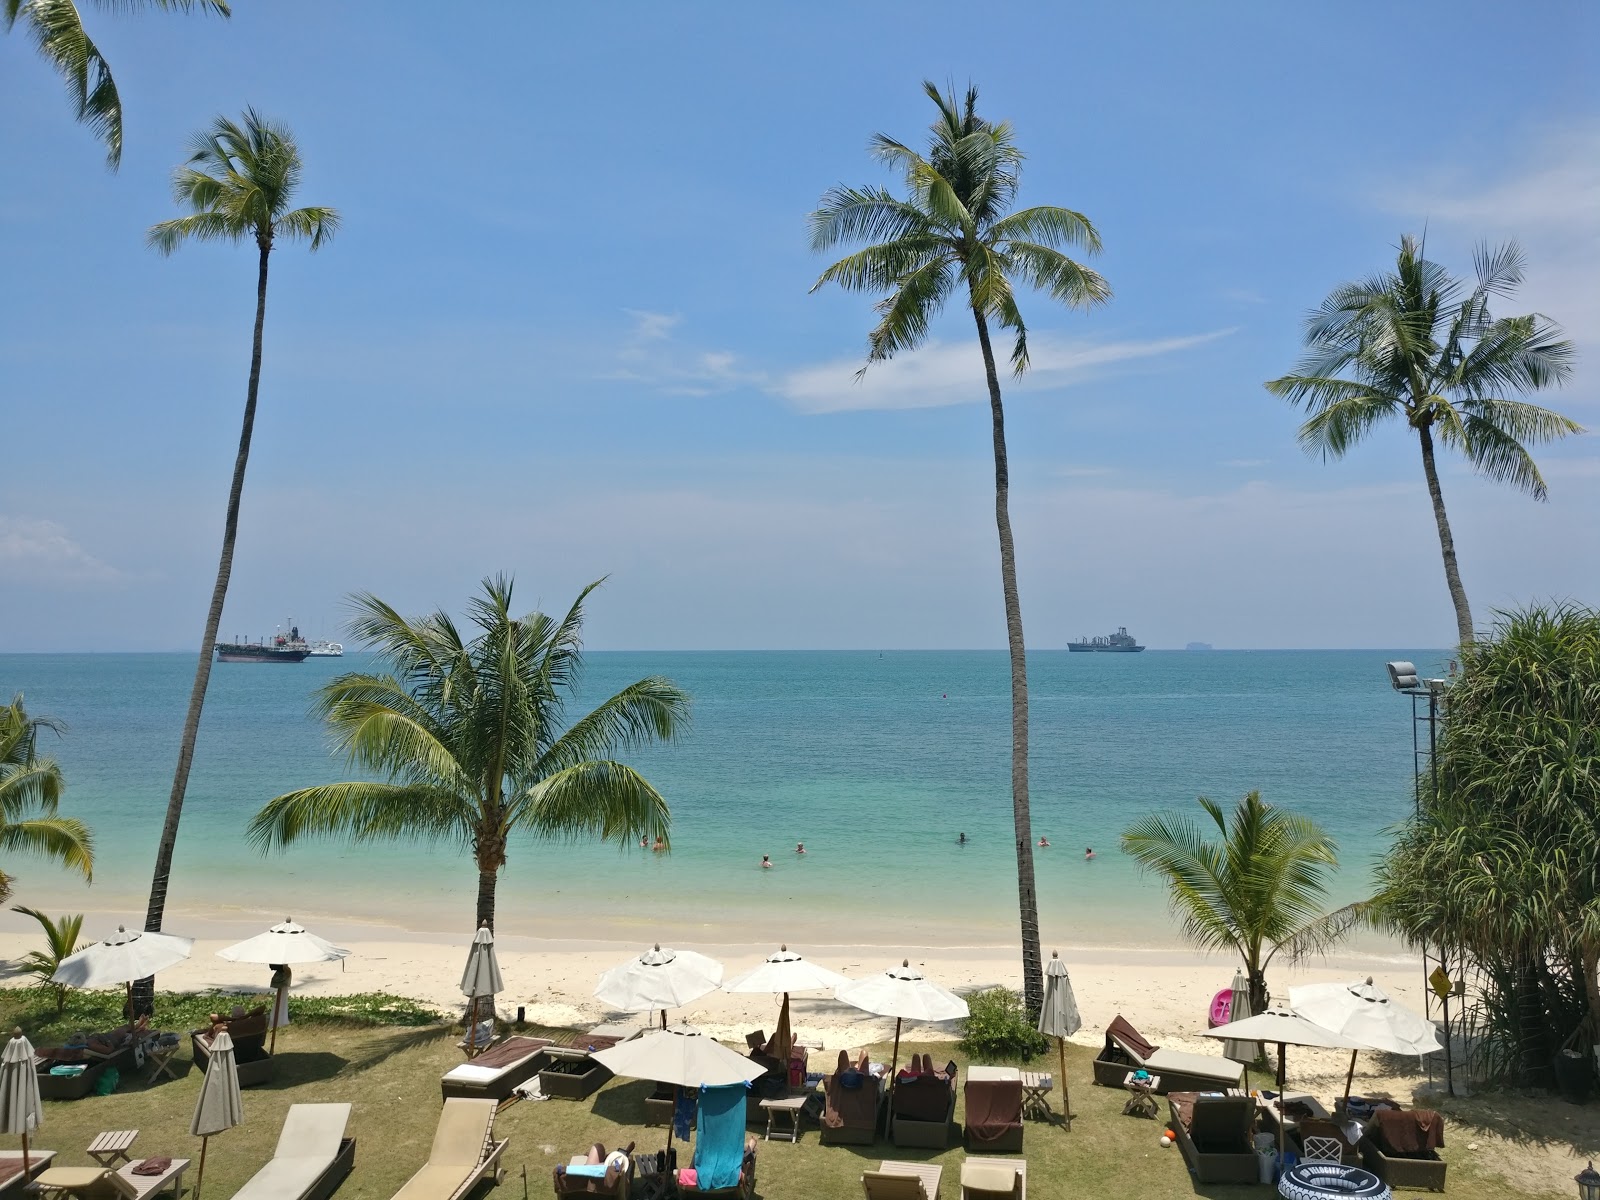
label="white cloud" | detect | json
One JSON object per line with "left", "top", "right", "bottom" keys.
{"left": 1378, "top": 122, "right": 1600, "bottom": 354}
{"left": 773, "top": 329, "right": 1236, "bottom": 414}
{"left": 0, "top": 517, "right": 123, "bottom": 584}
{"left": 602, "top": 312, "right": 762, "bottom": 396}
{"left": 622, "top": 309, "right": 681, "bottom": 341}
{"left": 1223, "top": 458, "right": 1269, "bottom": 468}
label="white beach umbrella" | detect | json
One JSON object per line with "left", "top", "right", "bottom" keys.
{"left": 595, "top": 945, "right": 724, "bottom": 1028}
{"left": 723, "top": 945, "right": 848, "bottom": 1065}
{"left": 0, "top": 1030, "right": 42, "bottom": 1177}
{"left": 217, "top": 919, "right": 350, "bottom": 1052}
{"left": 1290, "top": 976, "right": 1442, "bottom": 1097}
{"left": 1036, "top": 951, "right": 1081, "bottom": 1127}
{"left": 52, "top": 925, "right": 194, "bottom": 1014}
{"left": 1204, "top": 1007, "right": 1365, "bottom": 1160}
{"left": 1220, "top": 970, "right": 1263, "bottom": 1067}
{"left": 590, "top": 1025, "right": 766, "bottom": 1151}
{"left": 459, "top": 924, "right": 504, "bottom": 1057}
{"left": 190, "top": 1029, "right": 243, "bottom": 1200}
{"left": 835, "top": 959, "right": 969, "bottom": 1081}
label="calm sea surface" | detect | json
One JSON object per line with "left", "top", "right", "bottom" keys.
{"left": 0, "top": 650, "right": 1447, "bottom": 948}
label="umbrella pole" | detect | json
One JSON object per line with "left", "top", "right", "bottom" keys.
{"left": 780, "top": 992, "right": 791, "bottom": 1067}
{"left": 21, "top": 1131, "right": 29, "bottom": 1178}
{"left": 1057, "top": 1034, "right": 1071, "bottom": 1128}
{"left": 1343, "top": 1049, "right": 1358, "bottom": 1101}
{"left": 660, "top": 1009, "right": 667, "bottom": 1031}
{"left": 889, "top": 1017, "right": 903, "bottom": 1083}
{"left": 1275, "top": 1043, "right": 1286, "bottom": 1165}
{"left": 196, "top": 1134, "right": 209, "bottom": 1200}
{"left": 269, "top": 980, "right": 286, "bottom": 1056}
{"left": 665, "top": 1084, "right": 679, "bottom": 1153}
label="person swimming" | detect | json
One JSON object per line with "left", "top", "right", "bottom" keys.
{"left": 958, "top": 832, "right": 967, "bottom": 844}
{"left": 1038, "top": 836, "right": 1050, "bottom": 847}
{"left": 795, "top": 842, "right": 805, "bottom": 854}
{"left": 652, "top": 837, "right": 667, "bottom": 852}
{"left": 761, "top": 855, "right": 772, "bottom": 869}
{"left": 1084, "top": 847, "right": 1095, "bottom": 860}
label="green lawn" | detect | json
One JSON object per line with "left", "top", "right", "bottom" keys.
{"left": 2, "top": 991, "right": 1588, "bottom": 1200}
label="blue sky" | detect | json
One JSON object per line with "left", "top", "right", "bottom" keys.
{"left": 3, "top": 1, "right": 1597, "bottom": 650}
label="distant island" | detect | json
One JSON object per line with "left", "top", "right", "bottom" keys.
{"left": 1186, "top": 642, "right": 1214, "bottom": 652}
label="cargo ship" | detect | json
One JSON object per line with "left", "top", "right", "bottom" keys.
{"left": 1068, "top": 626, "right": 1145, "bottom": 653}
{"left": 216, "top": 621, "right": 310, "bottom": 663}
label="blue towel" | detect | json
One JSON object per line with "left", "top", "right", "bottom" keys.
{"left": 692, "top": 1084, "right": 747, "bottom": 1191}
{"left": 673, "top": 1089, "right": 695, "bottom": 1141}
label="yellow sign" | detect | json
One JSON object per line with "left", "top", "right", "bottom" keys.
{"left": 1429, "top": 966, "right": 1453, "bottom": 1000}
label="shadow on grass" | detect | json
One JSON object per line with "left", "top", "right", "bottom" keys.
{"left": 590, "top": 1077, "right": 658, "bottom": 1126}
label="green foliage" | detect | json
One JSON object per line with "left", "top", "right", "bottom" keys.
{"left": 0, "top": 693, "right": 94, "bottom": 905}
{"left": 2, "top": 0, "right": 229, "bottom": 169}
{"left": 0, "top": 986, "right": 441, "bottom": 1045}
{"left": 249, "top": 576, "right": 690, "bottom": 928}
{"left": 959, "top": 986, "right": 1048, "bottom": 1062}
{"left": 1122, "top": 790, "right": 1342, "bottom": 1010}
{"left": 1375, "top": 604, "right": 1600, "bottom": 1080}
{"left": 11, "top": 904, "right": 84, "bottom": 1013}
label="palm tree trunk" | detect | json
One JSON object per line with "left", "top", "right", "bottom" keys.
{"left": 142, "top": 238, "right": 272, "bottom": 953}
{"left": 475, "top": 864, "right": 498, "bottom": 932}
{"left": 1417, "top": 423, "right": 1474, "bottom": 647}
{"left": 969, "top": 303, "right": 1042, "bottom": 1017}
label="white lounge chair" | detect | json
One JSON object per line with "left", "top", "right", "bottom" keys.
{"left": 389, "top": 1099, "right": 507, "bottom": 1200}
{"left": 231, "top": 1103, "right": 355, "bottom": 1200}
{"left": 862, "top": 1161, "right": 943, "bottom": 1199}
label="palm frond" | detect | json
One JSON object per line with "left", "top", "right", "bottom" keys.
{"left": 989, "top": 205, "right": 1103, "bottom": 254}
{"left": 808, "top": 186, "right": 936, "bottom": 251}
{"left": 249, "top": 782, "right": 473, "bottom": 851}
{"left": 531, "top": 677, "right": 690, "bottom": 783}
{"left": 0, "top": 816, "right": 93, "bottom": 881}
{"left": 13, "top": 0, "right": 121, "bottom": 166}
{"left": 810, "top": 237, "right": 947, "bottom": 296}
{"left": 275, "top": 205, "right": 339, "bottom": 250}
{"left": 518, "top": 761, "right": 671, "bottom": 847}
{"left": 863, "top": 256, "right": 957, "bottom": 364}
{"left": 1003, "top": 240, "right": 1111, "bottom": 310}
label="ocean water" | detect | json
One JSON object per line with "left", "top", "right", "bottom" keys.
{"left": 0, "top": 649, "right": 1447, "bottom": 948}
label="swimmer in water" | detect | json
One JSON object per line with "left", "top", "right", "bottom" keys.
{"left": 958, "top": 832, "right": 967, "bottom": 844}
{"left": 1038, "top": 836, "right": 1050, "bottom": 847}
{"left": 652, "top": 837, "right": 667, "bottom": 852}
{"left": 640, "top": 836, "right": 648, "bottom": 848}
{"left": 1084, "top": 847, "right": 1095, "bottom": 860}
{"left": 761, "top": 855, "right": 772, "bottom": 869}
{"left": 795, "top": 842, "right": 805, "bottom": 854}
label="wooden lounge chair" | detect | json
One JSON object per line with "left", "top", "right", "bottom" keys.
{"left": 861, "top": 1161, "right": 942, "bottom": 1200}
{"left": 0, "top": 1150, "right": 58, "bottom": 1194}
{"left": 821, "top": 1051, "right": 882, "bottom": 1146}
{"left": 231, "top": 1103, "right": 355, "bottom": 1200}
{"left": 678, "top": 1085, "right": 756, "bottom": 1199}
{"left": 1167, "top": 1091, "right": 1259, "bottom": 1185}
{"left": 963, "top": 1068, "right": 1023, "bottom": 1154}
{"left": 34, "top": 1024, "right": 144, "bottom": 1102}
{"left": 890, "top": 1056, "right": 957, "bottom": 1149}
{"left": 958, "top": 1158, "right": 1024, "bottom": 1200}
{"left": 1092, "top": 1014, "right": 1244, "bottom": 1095}
{"left": 192, "top": 1008, "right": 272, "bottom": 1088}
{"left": 1360, "top": 1107, "right": 1447, "bottom": 1191}
{"left": 438, "top": 1036, "right": 553, "bottom": 1103}
{"left": 34, "top": 1157, "right": 190, "bottom": 1200}
{"left": 389, "top": 1098, "right": 507, "bottom": 1200}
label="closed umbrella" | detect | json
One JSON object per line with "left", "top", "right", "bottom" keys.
{"left": 595, "top": 945, "right": 723, "bottom": 1029}
{"left": 0, "top": 1030, "right": 42, "bottom": 1177}
{"left": 190, "top": 1029, "right": 243, "bottom": 1200}
{"left": 724, "top": 945, "right": 847, "bottom": 1066}
{"left": 1290, "top": 976, "right": 1442, "bottom": 1098}
{"left": 591, "top": 1025, "right": 766, "bottom": 1151}
{"left": 217, "top": 918, "right": 350, "bottom": 1054}
{"left": 1036, "top": 951, "right": 1081, "bottom": 1128}
{"left": 835, "top": 959, "right": 968, "bottom": 1083}
{"left": 459, "top": 925, "right": 504, "bottom": 1058}
{"left": 1204, "top": 1008, "right": 1364, "bottom": 1162}
{"left": 1220, "top": 970, "right": 1263, "bottom": 1071}
{"left": 52, "top": 926, "right": 193, "bottom": 1016}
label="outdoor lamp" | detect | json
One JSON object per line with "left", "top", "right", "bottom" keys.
{"left": 1386, "top": 661, "right": 1420, "bottom": 691}
{"left": 1577, "top": 1161, "right": 1600, "bottom": 1200}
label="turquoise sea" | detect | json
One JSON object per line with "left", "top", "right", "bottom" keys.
{"left": 0, "top": 650, "right": 1447, "bottom": 948}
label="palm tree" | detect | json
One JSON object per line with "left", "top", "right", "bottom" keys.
{"left": 12, "top": 905, "right": 85, "bottom": 1014}
{"left": 1266, "top": 236, "right": 1579, "bottom": 647}
{"left": 142, "top": 110, "right": 338, "bottom": 941}
{"left": 809, "top": 82, "right": 1110, "bottom": 1014}
{"left": 0, "top": 694, "right": 94, "bottom": 906}
{"left": 249, "top": 577, "right": 689, "bottom": 931}
{"left": 3, "top": 0, "right": 229, "bottom": 168}
{"left": 1121, "top": 791, "right": 1340, "bottom": 1014}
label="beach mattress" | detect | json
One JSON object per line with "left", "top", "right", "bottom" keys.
{"left": 1146, "top": 1047, "right": 1244, "bottom": 1083}
{"left": 232, "top": 1159, "right": 329, "bottom": 1200}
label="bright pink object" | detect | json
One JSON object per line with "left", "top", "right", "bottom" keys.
{"left": 1208, "top": 988, "right": 1233, "bottom": 1028}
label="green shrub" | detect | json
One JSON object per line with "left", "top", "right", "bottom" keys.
{"left": 958, "top": 986, "right": 1048, "bottom": 1062}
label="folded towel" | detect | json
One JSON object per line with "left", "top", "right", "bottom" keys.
{"left": 677, "top": 1169, "right": 698, "bottom": 1187}
{"left": 564, "top": 1165, "right": 607, "bottom": 1178}
{"left": 133, "top": 1158, "right": 173, "bottom": 1176}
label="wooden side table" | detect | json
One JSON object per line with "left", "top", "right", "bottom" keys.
{"left": 759, "top": 1094, "right": 810, "bottom": 1142}
{"left": 1122, "top": 1071, "right": 1160, "bottom": 1118}
{"left": 86, "top": 1130, "right": 138, "bottom": 1166}
{"left": 1020, "top": 1071, "right": 1053, "bottom": 1119}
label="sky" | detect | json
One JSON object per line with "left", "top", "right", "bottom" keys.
{"left": 2, "top": 1, "right": 1597, "bottom": 651}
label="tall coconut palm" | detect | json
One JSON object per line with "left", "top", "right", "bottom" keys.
{"left": 809, "top": 82, "right": 1110, "bottom": 1014}
{"left": 4, "top": 0, "right": 229, "bottom": 168}
{"left": 1266, "top": 236, "right": 1579, "bottom": 647}
{"left": 0, "top": 694, "right": 94, "bottom": 906}
{"left": 249, "top": 577, "right": 689, "bottom": 931}
{"left": 1121, "top": 791, "right": 1340, "bottom": 1014}
{"left": 142, "top": 110, "right": 338, "bottom": 940}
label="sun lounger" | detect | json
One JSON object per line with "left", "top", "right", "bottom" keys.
{"left": 192, "top": 1008, "right": 272, "bottom": 1088}
{"left": 1360, "top": 1107, "right": 1447, "bottom": 1191}
{"left": 33, "top": 1024, "right": 144, "bottom": 1102}
{"left": 678, "top": 1086, "right": 756, "bottom": 1199}
{"left": 34, "top": 1157, "right": 190, "bottom": 1200}
{"left": 861, "top": 1161, "right": 942, "bottom": 1200}
{"left": 389, "top": 1098, "right": 507, "bottom": 1200}
{"left": 1167, "top": 1091, "right": 1259, "bottom": 1185}
{"left": 0, "top": 1150, "right": 58, "bottom": 1193}
{"left": 1092, "top": 1014, "right": 1244, "bottom": 1094}
{"left": 958, "top": 1158, "right": 1024, "bottom": 1200}
{"left": 821, "top": 1051, "right": 882, "bottom": 1146}
{"left": 890, "top": 1057, "right": 957, "bottom": 1149}
{"left": 536, "top": 1032, "right": 629, "bottom": 1102}
{"left": 438, "top": 1036, "right": 553, "bottom": 1103}
{"left": 963, "top": 1068, "right": 1023, "bottom": 1153}
{"left": 231, "top": 1103, "right": 355, "bottom": 1200}
{"left": 552, "top": 1142, "right": 633, "bottom": 1198}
